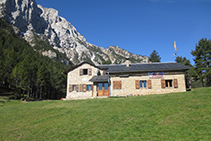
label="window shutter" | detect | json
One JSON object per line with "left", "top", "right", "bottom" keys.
{"left": 80, "top": 69, "right": 83, "bottom": 76}
{"left": 148, "top": 80, "right": 152, "bottom": 89}
{"left": 135, "top": 80, "right": 140, "bottom": 89}
{"left": 69, "top": 84, "right": 72, "bottom": 92}
{"left": 161, "top": 79, "right": 166, "bottom": 88}
{"left": 83, "top": 84, "right": 87, "bottom": 92}
{"left": 76, "top": 84, "right": 79, "bottom": 92}
{"left": 113, "top": 81, "right": 121, "bottom": 89}
{"left": 88, "top": 68, "right": 92, "bottom": 76}
{"left": 80, "top": 84, "right": 83, "bottom": 92}
{"left": 174, "top": 79, "right": 178, "bottom": 88}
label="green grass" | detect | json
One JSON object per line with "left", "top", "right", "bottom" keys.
{"left": 0, "top": 87, "right": 211, "bottom": 140}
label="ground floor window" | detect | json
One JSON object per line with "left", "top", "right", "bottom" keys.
{"left": 72, "top": 85, "right": 77, "bottom": 91}
{"left": 140, "top": 81, "right": 147, "bottom": 88}
{"left": 87, "top": 85, "right": 93, "bottom": 91}
{"left": 165, "top": 80, "right": 172, "bottom": 87}
{"left": 136, "top": 80, "right": 152, "bottom": 89}
{"left": 161, "top": 79, "right": 178, "bottom": 88}
{"left": 113, "top": 81, "right": 122, "bottom": 89}
{"left": 69, "top": 84, "right": 94, "bottom": 92}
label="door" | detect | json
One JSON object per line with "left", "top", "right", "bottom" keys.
{"left": 97, "top": 83, "right": 110, "bottom": 96}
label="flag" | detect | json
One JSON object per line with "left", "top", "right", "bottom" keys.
{"left": 174, "top": 41, "right": 177, "bottom": 51}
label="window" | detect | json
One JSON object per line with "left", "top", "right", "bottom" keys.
{"left": 136, "top": 80, "right": 151, "bottom": 89}
{"left": 161, "top": 79, "right": 178, "bottom": 89}
{"left": 113, "top": 81, "right": 122, "bottom": 89}
{"left": 140, "top": 81, "right": 147, "bottom": 88}
{"left": 80, "top": 68, "right": 92, "bottom": 76}
{"left": 98, "top": 83, "right": 103, "bottom": 90}
{"left": 72, "top": 85, "right": 77, "bottom": 91}
{"left": 166, "top": 80, "right": 172, "bottom": 87}
{"left": 104, "top": 83, "right": 109, "bottom": 90}
{"left": 83, "top": 69, "right": 88, "bottom": 75}
{"left": 87, "top": 85, "right": 93, "bottom": 91}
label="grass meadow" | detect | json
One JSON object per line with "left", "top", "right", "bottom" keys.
{"left": 0, "top": 87, "right": 211, "bottom": 140}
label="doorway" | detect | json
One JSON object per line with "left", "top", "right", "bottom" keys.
{"left": 97, "top": 82, "right": 110, "bottom": 96}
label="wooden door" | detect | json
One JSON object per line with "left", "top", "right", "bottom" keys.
{"left": 97, "top": 83, "right": 110, "bottom": 96}
{"left": 103, "top": 83, "right": 109, "bottom": 96}
{"left": 97, "top": 83, "right": 104, "bottom": 96}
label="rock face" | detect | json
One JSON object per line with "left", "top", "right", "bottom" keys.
{"left": 0, "top": 0, "right": 148, "bottom": 65}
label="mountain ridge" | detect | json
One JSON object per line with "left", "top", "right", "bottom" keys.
{"left": 0, "top": 0, "right": 148, "bottom": 65}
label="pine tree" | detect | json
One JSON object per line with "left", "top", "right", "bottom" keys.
{"left": 149, "top": 50, "right": 161, "bottom": 62}
{"left": 191, "top": 38, "right": 211, "bottom": 87}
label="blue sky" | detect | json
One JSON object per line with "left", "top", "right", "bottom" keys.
{"left": 36, "top": 0, "right": 211, "bottom": 64}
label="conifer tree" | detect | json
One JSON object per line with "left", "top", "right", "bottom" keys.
{"left": 149, "top": 50, "right": 161, "bottom": 62}
{"left": 191, "top": 38, "right": 211, "bottom": 87}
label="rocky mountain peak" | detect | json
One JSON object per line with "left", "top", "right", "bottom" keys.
{"left": 0, "top": 0, "right": 148, "bottom": 65}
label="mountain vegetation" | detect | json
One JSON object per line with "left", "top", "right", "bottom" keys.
{"left": 0, "top": 18, "right": 70, "bottom": 100}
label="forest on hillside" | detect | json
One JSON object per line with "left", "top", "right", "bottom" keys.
{"left": 0, "top": 18, "right": 71, "bottom": 100}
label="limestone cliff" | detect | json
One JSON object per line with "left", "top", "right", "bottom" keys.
{"left": 0, "top": 0, "right": 148, "bottom": 65}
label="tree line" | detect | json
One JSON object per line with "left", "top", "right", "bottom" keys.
{"left": 149, "top": 38, "right": 211, "bottom": 88}
{"left": 0, "top": 18, "right": 70, "bottom": 100}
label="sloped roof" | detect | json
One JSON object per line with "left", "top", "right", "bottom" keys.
{"left": 89, "top": 75, "right": 109, "bottom": 82}
{"left": 98, "top": 62, "right": 191, "bottom": 74}
{"left": 64, "top": 61, "right": 191, "bottom": 75}
{"left": 63, "top": 61, "right": 103, "bottom": 75}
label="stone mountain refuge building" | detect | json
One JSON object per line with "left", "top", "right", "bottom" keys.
{"left": 63, "top": 60, "right": 190, "bottom": 100}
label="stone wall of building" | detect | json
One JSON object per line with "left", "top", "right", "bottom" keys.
{"left": 110, "top": 71, "right": 186, "bottom": 96}
{"left": 66, "top": 64, "right": 103, "bottom": 100}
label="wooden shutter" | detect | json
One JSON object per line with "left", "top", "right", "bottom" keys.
{"left": 148, "top": 80, "right": 152, "bottom": 89}
{"left": 174, "top": 79, "right": 178, "bottom": 88}
{"left": 135, "top": 80, "right": 140, "bottom": 89}
{"left": 161, "top": 79, "right": 166, "bottom": 88}
{"left": 69, "top": 84, "right": 72, "bottom": 92}
{"left": 80, "top": 69, "right": 83, "bottom": 76}
{"left": 83, "top": 84, "right": 87, "bottom": 92}
{"left": 76, "top": 84, "right": 79, "bottom": 92}
{"left": 88, "top": 68, "right": 92, "bottom": 76}
{"left": 113, "top": 81, "right": 121, "bottom": 89}
{"left": 80, "top": 84, "right": 83, "bottom": 92}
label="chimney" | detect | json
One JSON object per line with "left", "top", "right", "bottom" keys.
{"left": 126, "top": 58, "right": 130, "bottom": 67}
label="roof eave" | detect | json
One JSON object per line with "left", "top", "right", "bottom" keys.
{"left": 107, "top": 68, "right": 190, "bottom": 74}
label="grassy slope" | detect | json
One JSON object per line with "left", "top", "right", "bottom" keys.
{"left": 0, "top": 87, "right": 210, "bottom": 140}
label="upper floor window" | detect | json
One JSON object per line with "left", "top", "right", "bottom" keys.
{"left": 83, "top": 69, "right": 88, "bottom": 75}
{"left": 80, "top": 68, "right": 92, "bottom": 76}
